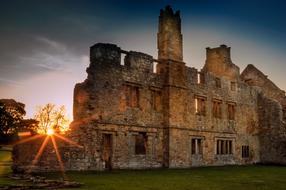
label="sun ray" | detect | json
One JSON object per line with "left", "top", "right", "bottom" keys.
{"left": 12, "top": 134, "right": 44, "bottom": 146}
{"left": 16, "top": 130, "right": 82, "bottom": 176}
{"left": 53, "top": 133, "right": 83, "bottom": 148}
{"left": 51, "top": 135, "right": 67, "bottom": 180}
{"left": 30, "top": 136, "right": 50, "bottom": 167}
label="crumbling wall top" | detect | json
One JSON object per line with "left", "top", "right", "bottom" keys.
{"left": 206, "top": 44, "right": 231, "bottom": 62}
{"left": 241, "top": 64, "right": 286, "bottom": 102}
{"left": 159, "top": 5, "right": 180, "bottom": 20}
{"left": 124, "top": 51, "right": 154, "bottom": 73}
{"left": 202, "top": 44, "right": 240, "bottom": 80}
{"left": 90, "top": 43, "right": 121, "bottom": 65}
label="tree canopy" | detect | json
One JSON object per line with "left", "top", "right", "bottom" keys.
{"left": 0, "top": 99, "right": 38, "bottom": 141}
{"left": 0, "top": 99, "right": 25, "bottom": 136}
{"left": 34, "top": 103, "right": 70, "bottom": 134}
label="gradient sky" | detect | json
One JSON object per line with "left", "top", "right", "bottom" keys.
{"left": 0, "top": 0, "right": 285, "bottom": 119}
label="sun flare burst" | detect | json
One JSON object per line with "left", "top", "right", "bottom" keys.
{"left": 46, "top": 128, "right": 54, "bottom": 136}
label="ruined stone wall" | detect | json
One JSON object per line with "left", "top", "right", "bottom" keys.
{"left": 241, "top": 64, "right": 286, "bottom": 120}
{"left": 70, "top": 42, "right": 261, "bottom": 170}
{"left": 257, "top": 94, "right": 286, "bottom": 164}
{"left": 241, "top": 64, "right": 286, "bottom": 164}
{"left": 166, "top": 62, "right": 260, "bottom": 168}
{"left": 70, "top": 43, "right": 166, "bottom": 170}
{"left": 74, "top": 44, "right": 164, "bottom": 126}
{"left": 12, "top": 43, "right": 262, "bottom": 172}
{"left": 241, "top": 64, "right": 286, "bottom": 102}
{"left": 68, "top": 124, "right": 163, "bottom": 170}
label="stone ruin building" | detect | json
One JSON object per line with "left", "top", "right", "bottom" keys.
{"left": 13, "top": 6, "right": 286, "bottom": 172}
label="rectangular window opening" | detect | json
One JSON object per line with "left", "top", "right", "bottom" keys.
{"left": 242, "top": 145, "right": 250, "bottom": 158}
{"left": 195, "top": 96, "right": 206, "bottom": 116}
{"left": 135, "top": 132, "right": 147, "bottom": 155}
{"left": 120, "top": 54, "right": 125, "bottom": 65}
{"left": 230, "top": 82, "right": 236, "bottom": 91}
{"left": 216, "top": 139, "right": 233, "bottom": 155}
{"left": 227, "top": 103, "right": 236, "bottom": 120}
{"left": 191, "top": 138, "right": 203, "bottom": 155}
{"left": 213, "top": 100, "right": 222, "bottom": 118}
{"left": 197, "top": 72, "right": 205, "bottom": 84}
{"left": 215, "top": 77, "right": 221, "bottom": 88}
{"left": 124, "top": 84, "right": 140, "bottom": 108}
{"left": 151, "top": 89, "right": 162, "bottom": 111}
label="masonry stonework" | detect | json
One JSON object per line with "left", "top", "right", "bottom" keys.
{"left": 12, "top": 6, "right": 286, "bottom": 172}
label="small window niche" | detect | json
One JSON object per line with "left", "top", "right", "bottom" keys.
{"left": 197, "top": 72, "right": 205, "bottom": 85}
{"left": 216, "top": 139, "right": 233, "bottom": 155}
{"left": 124, "top": 84, "right": 140, "bottom": 108}
{"left": 215, "top": 77, "right": 221, "bottom": 88}
{"left": 242, "top": 145, "right": 250, "bottom": 158}
{"left": 212, "top": 99, "right": 222, "bottom": 118}
{"left": 195, "top": 96, "right": 206, "bottom": 116}
{"left": 227, "top": 102, "right": 236, "bottom": 121}
{"left": 150, "top": 89, "right": 162, "bottom": 111}
{"left": 191, "top": 138, "right": 203, "bottom": 155}
{"left": 230, "top": 82, "right": 236, "bottom": 91}
{"left": 135, "top": 132, "right": 147, "bottom": 155}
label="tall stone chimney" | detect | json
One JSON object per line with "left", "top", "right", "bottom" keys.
{"left": 157, "top": 5, "right": 183, "bottom": 62}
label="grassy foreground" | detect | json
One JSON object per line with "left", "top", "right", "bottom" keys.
{"left": 1, "top": 149, "right": 286, "bottom": 190}
{"left": 0, "top": 147, "right": 15, "bottom": 186}
{"left": 56, "top": 166, "right": 286, "bottom": 190}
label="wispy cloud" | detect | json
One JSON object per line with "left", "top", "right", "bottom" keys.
{"left": 35, "top": 37, "right": 67, "bottom": 52}
{"left": 18, "top": 36, "right": 88, "bottom": 74}
{"left": 0, "top": 78, "right": 23, "bottom": 87}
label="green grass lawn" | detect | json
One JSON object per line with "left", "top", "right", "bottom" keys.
{"left": 0, "top": 146, "right": 15, "bottom": 186}
{"left": 1, "top": 148, "right": 286, "bottom": 190}
{"left": 42, "top": 165, "right": 286, "bottom": 190}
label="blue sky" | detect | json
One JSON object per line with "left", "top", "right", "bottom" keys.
{"left": 0, "top": 0, "right": 285, "bottom": 118}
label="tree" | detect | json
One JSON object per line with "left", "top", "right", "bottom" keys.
{"left": 34, "top": 103, "right": 70, "bottom": 134}
{"left": 18, "top": 119, "right": 39, "bottom": 134}
{"left": 0, "top": 99, "right": 25, "bottom": 136}
{"left": 0, "top": 99, "right": 39, "bottom": 144}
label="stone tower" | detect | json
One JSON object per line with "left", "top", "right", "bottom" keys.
{"left": 157, "top": 5, "right": 183, "bottom": 62}
{"left": 157, "top": 6, "right": 187, "bottom": 168}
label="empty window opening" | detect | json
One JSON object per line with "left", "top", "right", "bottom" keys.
{"left": 213, "top": 100, "right": 222, "bottom": 118}
{"left": 191, "top": 138, "right": 203, "bottom": 155}
{"left": 102, "top": 134, "right": 112, "bottom": 169}
{"left": 153, "top": 62, "right": 157, "bottom": 73}
{"left": 135, "top": 132, "right": 147, "bottom": 155}
{"left": 120, "top": 54, "right": 125, "bottom": 65}
{"left": 197, "top": 72, "right": 205, "bottom": 84}
{"left": 151, "top": 89, "right": 162, "bottom": 111}
{"left": 124, "top": 84, "right": 140, "bottom": 108}
{"left": 216, "top": 139, "right": 233, "bottom": 155}
{"left": 227, "top": 103, "right": 236, "bottom": 120}
{"left": 230, "top": 82, "right": 236, "bottom": 91}
{"left": 195, "top": 96, "right": 206, "bottom": 116}
{"left": 215, "top": 77, "right": 221, "bottom": 88}
{"left": 242, "top": 145, "right": 250, "bottom": 158}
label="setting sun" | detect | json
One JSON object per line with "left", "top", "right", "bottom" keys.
{"left": 46, "top": 128, "right": 54, "bottom": 136}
